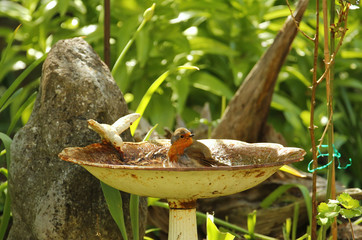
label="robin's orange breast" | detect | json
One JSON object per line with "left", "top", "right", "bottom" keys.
{"left": 168, "top": 138, "right": 193, "bottom": 163}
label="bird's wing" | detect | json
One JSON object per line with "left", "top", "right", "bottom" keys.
{"left": 185, "top": 141, "right": 227, "bottom": 166}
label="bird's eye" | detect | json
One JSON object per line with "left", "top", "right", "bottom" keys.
{"left": 180, "top": 135, "right": 184, "bottom": 138}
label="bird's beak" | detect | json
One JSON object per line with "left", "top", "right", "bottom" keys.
{"left": 189, "top": 133, "right": 194, "bottom": 138}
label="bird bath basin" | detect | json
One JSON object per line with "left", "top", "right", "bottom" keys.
{"left": 58, "top": 114, "right": 306, "bottom": 240}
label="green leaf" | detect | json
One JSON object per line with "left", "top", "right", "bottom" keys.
{"left": 341, "top": 50, "right": 362, "bottom": 58}
{"left": 145, "top": 227, "right": 161, "bottom": 235}
{"left": 207, "top": 216, "right": 235, "bottom": 240}
{"left": 354, "top": 216, "right": 362, "bottom": 225}
{"left": 340, "top": 208, "right": 361, "bottom": 219}
{"left": 285, "top": 66, "right": 310, "bottom": 87}
{"left": 136, "top": 25, "right": 150, "bottom": 68}
{"left": 0, "top": 2, "right": 31, "bottom": 21}
{"left": 300, "top": 110, "right": 311, "bottom": 127}
{"left": 143, "top": 3, "right": 156, "bottom": 22}
{"left": 191, "top": 71, "right": 234, "bottom": 99}
{"left": 57, "top": 0, "right": 71, "bottom": 17}
{"left": 324, "top": 210, "right": 340, "bottom": 218}
{"left": 0, "top": 133, "right": 11, "bottom": 169}
{"left": 147, "top": 94, "right": 175, "bottom": 134}
{"left": 112, "top": 4, "right": 155, "bottom": 78}
{"left": 188, "top": 37, "right": 239, "bottom": 56}
{"left": 0, "top": 133, "right": 12, "bottom": 239}
{"left": 247, "top": 210, "right": 256, "bottom": 238}
{"left": 0, "top": 54, "right": 47, "bottom": 110}
{"left": 260, "top": 184, "right": 312, "bottom": 225}
{"left": 317, "top": 201, "right": 341, "bottom": 226}
{"left": 0, "top": 88, "right": 23, "bottom": 113}
{"left": 0, "top": 25, "right": 21, "bottom": 84}
{"left": 271, "top": 93, "right": 302, "bottom": 113}
{"left": 272, "top": 94, "right": 303, "bottom": 131}
{"left": 292, "top": 203, "right": 300, "bottom": 240}
{"left": 130, "top": 66, "right": 198, "bottom": 135}
{"left": 142, "top": 124, "right": 158, "bottom": 141}
{"left": 317, "top": 202, "right": 331, "bottom": 213}
{"left": 100, "top": 182, "right": 128, "bottom": 240}
{"left": 317, "top": 217, "right": 330, "bottom": 226}
{"left": 7, "top": 91, "right": 37, "bottom": 135}
{"left": 147, "top": 197, "right": 161, "bottom": 206}
{"left": 337, "top": 192, "right": 360, "bottom": 209}
{"left": 263, "top": 6, "right": 290, "bottom": 20}
{"left": 113, "top": 62, "right": 130, "bottom": 92}
{"left": 282, "top": 218, "right": 291, "bottom": 240}
{"left": 336, "top": 79, "right": 362, "bottom": 91}
{"left": 171, "top": 75, "right": 190, "bottom": 114}
{"left": 0, "top": 168, "right": 8, "bottom": 179}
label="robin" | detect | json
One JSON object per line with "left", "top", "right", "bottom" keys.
{"left": 167, "top": 128, "right": 227, "bottom": 167}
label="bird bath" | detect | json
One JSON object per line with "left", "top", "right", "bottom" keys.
{"left": 58, "top": 114, "right": 306, "bottom": 240}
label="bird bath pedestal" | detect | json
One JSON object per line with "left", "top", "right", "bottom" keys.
{"left": 59, "top": 139, "right": 305, "bottom": 240}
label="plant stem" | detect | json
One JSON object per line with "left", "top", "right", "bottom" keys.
{"left": 130, "top": 194, "right": 140, "bottom": 240}
{"left": 103, "top": 0, "right": 111, "bottom": 67}
{"left": 292, "top": 203, "right": 300, "bottom": 240}
{"left": 310, "top": 0, "right": 320, "bottom": 238}
{"left": 349, "top": 218, "right": 355, "bottom": 240}
{"left": 111, "top": 18, "right": 147, "bottom": 75}
{"left": 328, "top": 1, "right": 338, "bottom": 239}
{"left": 322, "top": 0, "right": 337, "bottom": 239}
{"left": 111, "top": 3, "right": 155, "bottom": 75}
{"left": 322, "top": 0, "right": 333, "bottom": 204}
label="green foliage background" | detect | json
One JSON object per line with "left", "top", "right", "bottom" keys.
{"left": 0, "top": 0, "right": 361, "bottom": 190}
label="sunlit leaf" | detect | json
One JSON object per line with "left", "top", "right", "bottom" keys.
{"left": 0, "top": 25, "right": 21, "bottom": 84}
{"left": 136, "top": 25, "right": 150, "bottom": 68}
{"left": 0, "top": 2, "right": 31, "bottom": 21}
{"left": 191, "top": 71, "right": 233, "bottom": 99}
{"left": 131, "top": 66, "right": 198, "bottom": 135}
{"left": 285, "top": 66, "right": 310, "bottom": 87}
{"left": 57, "top": 0, "right": 71, "bottom": 17}
{"left": 147, "top": 197, "right": 160, "bottom": 206}
{"left": 340, "top": 208, "right": 361, "bottom": 219}
{"left": 264, "top": 6, "right": 290, "bottom": 20}
{"left": 142, "top": 124, "right": 158, "bottom": 141}
{"left": 340, "top": 50, "right": 362, "bottom": 58}
{"left": 189, "top": 37, "right": 238, "bottom": 56}
{"left": 337, "top": 192, "right": 360, "bottom": 209}
{"left": 171, "top": 75, "right": 190, "bottom": 114}
{"left": 0, "top": 54, "right": 46, "bottom": 110}
{"left": 279, "top": 165, "right": 306, "bottom": 178}
{"left": 317, "top": 201, "right": 341, "bottom": 224}
{"left": 207, "top": 215, "right": 235, "bottom": 240}
{"left": 247, "top": 210, "right": 256, "bottom": 237}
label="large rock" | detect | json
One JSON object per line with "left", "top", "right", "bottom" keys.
{"left": 9, "top": 37, "right": 146, "bottom": 239}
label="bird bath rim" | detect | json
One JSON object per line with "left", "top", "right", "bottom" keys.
{"left": 59, "top": 139, "right": 306, "bottom": 171}
{"left": 59, "top": 139, "right": 306, "bottom": 199}
{"left": 59, "top": 137, "right": 306, "bottom": 240}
